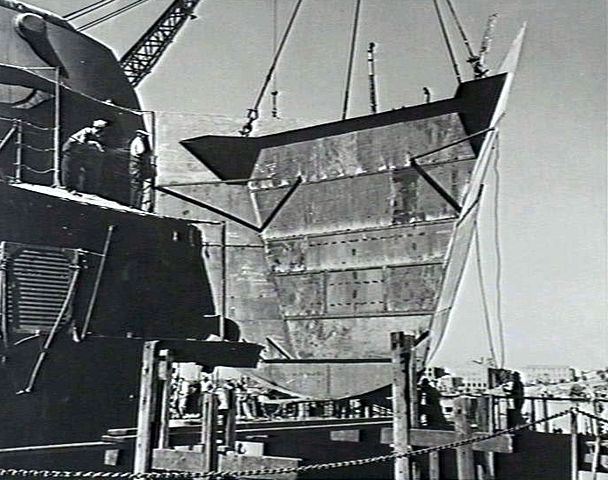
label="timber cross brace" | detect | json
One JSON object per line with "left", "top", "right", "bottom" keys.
{"left": 129, "top": 341, "right": 300, "bottom": 477}
{"left": 389, "top": 331, "right": 513, "bottom": 480}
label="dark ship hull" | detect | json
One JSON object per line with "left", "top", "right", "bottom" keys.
{"left": 0, "top": 1, "right": 262, "bottom": 469}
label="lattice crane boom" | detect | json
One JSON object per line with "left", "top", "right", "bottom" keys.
{"left": 120, "top": 0, "right": 201, "bottom": 87}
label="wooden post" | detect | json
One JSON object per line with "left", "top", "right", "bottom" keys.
{"left": 454, "top": 397, "right": 475, "bottom": 480}
{"left": 529, "top": 398, "right": 536, "bottom": 431}
{"left": 157, "top": 349, "right": 172, "bottom": 449}
{"left": 570, "top": 410, "right": 578, "bottom": 480}
{"left": 134, "top": 341, "right": 160, "bottom": 473}
{"left": 201, "top": 392, "right": 219, "bottom": 472}
{"left": 542, "top": 397, "right": 549, "bottom": 433}
{"left": 391, "top": 331, "right": 415, "bottom": 480}
{"left": 429, "top": 451, "right": 440, "bottom": 480}
{"left": 224, "top": 387, "right": 237, "bottom": 450}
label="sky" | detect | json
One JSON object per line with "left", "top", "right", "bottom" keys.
{"left": 33, "top": 0, "right": 607, "bottom": 369}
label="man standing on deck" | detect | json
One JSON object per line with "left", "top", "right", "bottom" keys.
{"left": 61, "top": 119, "right": 109, "bottom": 194}
{"left": 128, "top": 129, "right": 154, "bottom": 208}
{"left": 504, "top": 371, "right": 525, "bottom": 427}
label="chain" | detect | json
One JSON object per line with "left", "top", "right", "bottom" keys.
{"left": 0, "top": 408, "right": 574, "bottom": 479}
{"left": 575, "top": 407, "right": 608, "bottom": 425}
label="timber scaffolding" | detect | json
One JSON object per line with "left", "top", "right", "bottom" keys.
{"left": 0, "top": 335, "right": 606, "bottom": 479}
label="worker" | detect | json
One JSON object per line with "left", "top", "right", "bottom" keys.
{"left": 418, "top": 378, "right": 449, "bottom": 429}
{"left": 61, "top": 119, "right": 109, "bottom": 193}
{"left": 504, "top": 371, "right": 525, "bottom": 427}
{"left": 128, "top": 129, "right": 154, "bottom": 208}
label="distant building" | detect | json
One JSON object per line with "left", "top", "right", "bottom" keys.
{"left": 521, "top": 365, "right": 575, "bottom": 384}
{"left": 443, "top": 363, "right": 490, "bottom": 393}
{"left": 437, "top": 375, "right": 463, "bottom": 393}
{"left": 424, "top": 367, "right": 447, "bottom": 382}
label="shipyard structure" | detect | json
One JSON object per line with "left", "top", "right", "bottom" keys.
{"left": 0, "top": 1, "right": 605, "bottom": 479}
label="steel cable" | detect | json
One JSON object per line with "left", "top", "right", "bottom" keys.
{"left": 78, "top": 0, "right": 153, "bottom": 31}
{"left": 341, "top": 0, "right": 362, "bottom": 120}
{"left": 65, "top": 0, "right": 121, "bottom": 21}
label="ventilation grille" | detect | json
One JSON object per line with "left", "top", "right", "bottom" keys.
{"left": 2, "top": 243, "right": 79, "bottom": 334}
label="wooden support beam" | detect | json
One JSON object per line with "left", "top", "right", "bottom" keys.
{"left": 157, "top": 349, "right": 173, "bottom": 449}
{"left": 224, "top": 388, "right": 237, "bottom": 450}
{"left": 454, "top": 397, "right": 475, "bottom": 480}
{"left": 571, "top": 410, "right": 578, "bottom": 480}
{"left": 201, "top": 392, "right": 219, "bottom": 472}
{"left": 134, "top": 341, "right": 160, "bottom": 473}
{"left": 541, "top": 397, "right": 549, "bottom": 433}
{"left": 429, "top": 451, "right": 440, "bottom": 480}
{"left": 391, "top": 331, "right": 415, "bottom": 480}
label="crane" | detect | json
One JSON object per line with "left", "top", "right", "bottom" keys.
{"left": 119, "top": 0, "right": 201, "bottom": 87}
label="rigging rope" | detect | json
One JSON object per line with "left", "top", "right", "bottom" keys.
{"left": 271, "top": 0, "right": 279, "bottom": 118}
{"left": 341, "top": 0, "right": 362, "bottom": 120}
{"left": 443, "top": 0, "right": 476, "bottom": 59}
{"left": 239, "top": 0, "right": 304, "bottom": 136}
{"left": 78, "top": 0, "right": 153, "bottom": 31}
{"left": 474, "top": 224, "right": 499, "bottom": 368}
{"left": 431, "top": 0, "right": 461, "bottom": 84}
{"left": 492, "top": 134, "right": 506, "bottom": 368}
{"left": 65, "top": 0, "right": 120, "bottom": 21}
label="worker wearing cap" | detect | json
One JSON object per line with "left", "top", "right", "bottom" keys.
{"left": 128, "top": 129, "right": 154, "bottom": 208}
{"left": 61, "top": 119, "right": 109, "bottom": 193}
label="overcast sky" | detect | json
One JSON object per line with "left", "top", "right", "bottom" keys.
{"left": 36, "top": 0, "right": 607, "bottom": 369}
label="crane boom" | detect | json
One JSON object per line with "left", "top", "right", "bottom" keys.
{"left": 120, "top": 0, "right": 201, "bottom": 87}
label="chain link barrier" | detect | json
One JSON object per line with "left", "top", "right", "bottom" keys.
{"left": 0, "top": 407, "right": 580, "bottom": 479}
{"left": 575, "top": 407, "right": 608, "bottom": 425}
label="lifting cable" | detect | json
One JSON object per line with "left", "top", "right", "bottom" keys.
{"left": 65, "top": 0, "right": 120, "bottom": 21}
{"left": 443, "top": 0, "right": 476, "bottom": 60}
{"left": 271, "top": 0, "right": 280, "bottom": 118}
{"left": 492, "top": 134, "right": 506, "bottom": 368}
{"left": 78, "top": 0, "right": 153, "bottom": 31}
{"left": 431, "top": 0, "right": 461, "bottom": 84}
{"left": 239, "top": 0, "right": 304, "bottom": 136}
{"left": 341, "top": 0, "right": 362, "bottom": 120}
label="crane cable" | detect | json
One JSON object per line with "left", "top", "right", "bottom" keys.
{"left": 270, "top": 0, "right": 279, "bottom": 118}
{"left": 239, "top": 0, "right": 304, "bottom": 136}
{"left": 78, "top": 0, "right": 153, "bottom": 31}
{"left": 492, "top": 134, "right": 506, "bottom": 368}
{"left": 65, "top": 0, "right": 120, "bottom": 21}
{"left": 431, "top": 0, "right": 462, "bottom": 84}
{"left": 341, "top": 0, "right": 362, "bottom": 120}
{"left": 443, "top": 0, "right": 476, "bottom": 59}
{"left": 473, "top": 223, "right": 499, "bottom": 368}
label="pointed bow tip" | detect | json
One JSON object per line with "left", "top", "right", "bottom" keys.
{"left": 497, "top": 22, "right": 527, "bottom": 75}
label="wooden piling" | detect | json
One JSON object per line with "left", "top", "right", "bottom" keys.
{"left": 542, "top": 397, "right": 549, "bottom": 433}
{"left": 134, "top": 341, "right": 160, "bottom": 473}
{"left": 391, "top": 331, "right": 415, "bottom": 480}
{"left": 570, "top": 409, "right": 578, "bottom": 480}
{"left": 201, "top": 392, "right": 219, "bottom": 471}
{"left": 454, "top": 397, "right": 475, "bottom": 480}
{"left": 157, "top": 349, "right": 172, "bottom": 449}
